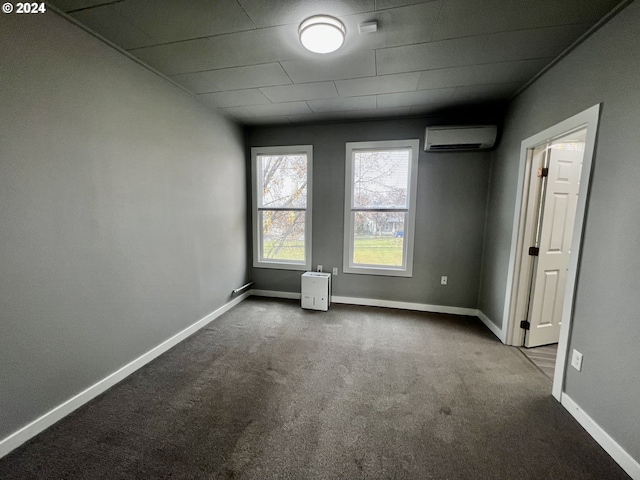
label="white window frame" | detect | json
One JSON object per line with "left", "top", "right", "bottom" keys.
{"left": 343, "top": 139, "right": 419, "bottom": 277}
{"left": 251, "top": 145, "right": 313, "bottom": 271}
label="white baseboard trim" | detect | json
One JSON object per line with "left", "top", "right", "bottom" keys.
{"left": 0, "top": 291, "right": 251, "bottom": 459}
{"left": 250, "top": 289, "right": 301, "bottom": 300}
{"left": 476, "top": 310, "right": 507, "bottom": 343}
{"left": 249, "top": 290, "right": 480, "bottom": 318}
{"left": 331, "top": 295, "right": 477, "bottom": 316}
{"left": 561, "top": 394, "right": 640, "bottom": 479}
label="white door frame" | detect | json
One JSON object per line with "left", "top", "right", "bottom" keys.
{"left": 500, "top": 104, "right": 600, "bottom": 401}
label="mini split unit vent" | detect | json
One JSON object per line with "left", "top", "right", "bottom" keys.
{"left": 424, "top": 125, "right": 498, "bottom": 151}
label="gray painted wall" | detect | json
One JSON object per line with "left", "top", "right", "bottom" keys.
{"left": 248, "top": 117, "right": 494, "bottom": 308}
{"left": 0, "top": 13, "right": 248, "bottom": 440}
{"left": 478, "top": 0, "right": 640, "bottom": 462}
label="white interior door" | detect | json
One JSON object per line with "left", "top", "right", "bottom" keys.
{"left": 525, "top": 130, "right": 585, "bottom": 347}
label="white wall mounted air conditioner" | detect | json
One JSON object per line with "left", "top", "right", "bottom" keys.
{"left": 424, "top": 125, "right": 497, "bottom": 151}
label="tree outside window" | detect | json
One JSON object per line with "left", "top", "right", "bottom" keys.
{"left": 252, "top": 146, "right": 312, "bottom": 270}
{"left": 344, "top": 140, "right": 419, "bottom": 277}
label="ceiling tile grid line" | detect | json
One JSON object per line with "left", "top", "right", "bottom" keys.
{"left": 131, "top": 25, "right": 572, "bottom": 79}
{"left": 278, "top": 61, "right": 296, "bottom": 86}
{"left": 409, "top": 57, "right": 555, "bottom": 78}
{"left": 116, "top": 1, "right": 427, "bottom": 50}
{"left": 70, "top": 4, "right": 161, "bottom": 50}
{"left": 170, "top": 53, "right": 558, "bottom": 89}
{"left": 49, "top": 0, "right": 624, "bottom": 125}
{"left": 59, "top": 1, "right": 616, "bottom": 45}
{"left": 237, "top": 0, "right": 376, "bottom": 29}
{"left": 375, "top": 0, "right": 441, "bottom": 13}
{"left": 122, "top": 14, "right": 601, "bottom": 75}
{"left": 120, "top": 12, "right": 598, "bottom": 58}
{"left": 236, "top": 0, "right": 259, "bottom": 29}
{"left": 179, "top": 58, "right": 553, "bottom": 85}
{"left": 192, "top": 75, "right": 523, "bottom": 104}
{"left": 373, "top": 23, "right": 596, "bottom": 58}
{"left": 69, "top": 1, "right": 258, "bottom": 47}
{"left": 258, "top": 82, "right": 340, "bottom": 103}
{"left": 113, "top": 1, "right": 257, "bottom": 44}
{"left": 119, "top": 8, "right": 430, "bottom": 60}
{"left": 168, "top": 60, "right": 294, "bottom": 77}
{"left": 185, "top": 63, "right": 552, "bottom": 101}
{"left": 124, "top": 28, "right": 582, "bottom": 81}
{"left": 64, "top": 1, "right": 122, "bottom": 14}
{"left": 120, "top": 20, "right": 594, "bottom": 58}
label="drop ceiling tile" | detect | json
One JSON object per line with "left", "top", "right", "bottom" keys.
{"left": 246, "top": 102, "right": 313, "bottom": 117}
{"left": 217, "top": 107, "right": 255, "bottom": 119}
{"left": 286, "top": 112, "right": 348, "bottom": 123}
{"left": 130, "top": 26, "right": 297, "bottom": 74}
{"left": 340, "top": 2, "right": 440, "bottom": 53}
{"left": 243, "top": 116, "right": 292, "bottom": 125}
{"left": 112, "top": 0, "right": 255, "bottom": 44}
{"left": 335, "top": 73, "right": 420, "bottom": 97}
{"left": 197, "top": 89, "right": 271, "bottom": 108}
{"left": 260, "top": 82, "right": 338, "bottom": 103}
{"left": 130, "top": 39, "right": 221, "bottom": 75}
{"left": 376, "top": 36, "right": 489, "bottom": 75}
{"left": 281, "top": 51, "right": 376, "bottom": 83}
{"left": 202, "top": 64, "right": 292, "bottom": 91}
{"left": 52, "top": 0, "right": 619, "bottom": 129}
{"left": 344, "top": 106, "right": 413, "bottom": 119}
{"left": 376, "top": 88, "right": 455, "bottom": 109}
{"left": 307, "top": 96, "right": 377, "bottom": 113}
{"left": 201, "top": 25, "right": 299, "bottom": 70}
{"left": 451, "top": 82, "right": 524, "bottom": 102}
{"left": 50, "top": 0, "right": 108, "bottom": 11}
{"left": 409, "top": 103, "right": 450, "bottom": 115}
{"left": 170, "top": 73, "right": 220, "bottom": 94}
{"left": 479, "top": 24, "right": 592, "bottom": 64}
{"left": 71, "top": 5, "right": 158, "bottom": 49}
{"left": 416, "top": 58, "right": 551, "bottom": 90}
{"left": 376, "top": 0, "right": 436, "bottom": 9}
{"left": 238, "top": 0, "right": 374, "bottom": 28}
{"left": 432, "top": 0, "right": 621, "bottom": 41}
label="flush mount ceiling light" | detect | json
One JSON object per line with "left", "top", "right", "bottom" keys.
{"left": 299, "top": 15, "right": 345, "bottom": 54}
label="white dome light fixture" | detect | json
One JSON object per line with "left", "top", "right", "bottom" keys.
{"left": 299, "top": 15, "right": 346, "bottom": 54}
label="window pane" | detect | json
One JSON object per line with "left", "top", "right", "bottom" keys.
{"left": 352, "top": 212, "right": 406, "bottom": 267}
{"left": 261, "top": 210, "right": 306, "bottom": 262}
{"left": 352, "top": 149, "right": 410, "bottom": 209}
{"left": 259, "top": 154, "right": 307, "bottom": 208}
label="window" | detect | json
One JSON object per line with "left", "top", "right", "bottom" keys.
{"left": 343, "top": 139, "right": 419, "bottom": 277}
{"left": 252, "top": 145, "right": 312, "bottom": 270}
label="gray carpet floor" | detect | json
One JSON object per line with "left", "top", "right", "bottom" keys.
{"left": 0, "top": 298, "right": 630, "bottom": 479}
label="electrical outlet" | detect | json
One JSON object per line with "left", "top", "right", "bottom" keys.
{"left": 317, "top": 265, "right": 323, "bottom": 272}
{"left": 571, "top": 349, "right": 583, "bottom": 371}
{"left": 441, "top": 276, "right": 448, "bottom": 285}
{"left": 333, "top": 267, "right": 338, "bottom": 275}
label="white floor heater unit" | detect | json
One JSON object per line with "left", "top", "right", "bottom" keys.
{"left": 301, "top": 272, "right": 331, "bottom": 311}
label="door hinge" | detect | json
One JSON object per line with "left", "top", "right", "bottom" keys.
{"left": 528, "top": 246, "right": 540, "bottom": 256}
{"left": 520, "top": 320, "right": 531, "bottom": 330}
{"left": 537, "top": 167, "right": 549, "bottom": 178}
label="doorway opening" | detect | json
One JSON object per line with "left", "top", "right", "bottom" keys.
{"left": 521, "top": 128, "right": 586, "bottom": 348}
{"left": 502, "top": 104, "right": 600, "bottom": 401}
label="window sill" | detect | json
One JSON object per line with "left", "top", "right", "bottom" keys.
{"left": 254, "top": 261, "right": 309, "bottom": 271}
{"left": 343, "top": 265, "right": 413, "bottom": 277}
